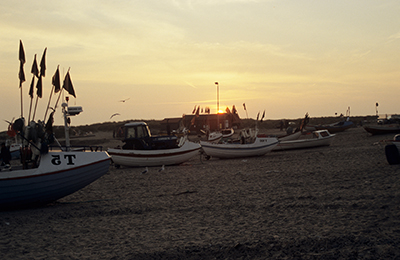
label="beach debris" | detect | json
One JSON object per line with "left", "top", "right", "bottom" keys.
{"left": 158, "top": 165, "right": 165, "bottom": 172}
{"left": 265, "top": 170, "right": 280, "bottom": 173}
{"left": 141, "top": 167, "right": 148, "bottom": 174}
{"left": 173, "top": 190, "right": 197, "bottom": 196}
{"left": 110, "top": 113, "right": 120, "bottom": 119}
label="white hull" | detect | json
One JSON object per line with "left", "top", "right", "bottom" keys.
{"left": 107, "top": 141, "right": 201, "bottom": 167}
{"left": 200, "top": 137, "right": 278, "bottom": 159}
{"left": 0, "top": 151, "right": 111, "bottom": 209}
{"left": 273, "top": 131, "right": 335, "bottom": 151}
{"left": 278, "top": 131, "right": 302, "bottom": 141}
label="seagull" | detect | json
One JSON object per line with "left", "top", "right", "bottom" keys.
{"left": 119, "top": 98, "right": 130, "bottom": 102}
{"left": 158, "top": 165, "right": 165, "bottom": 172}
{"left": 141, "top": 167, "right": 148, "bottom": 174}
{"left": 110, "top": 113, "right": 120, "bottom": 119}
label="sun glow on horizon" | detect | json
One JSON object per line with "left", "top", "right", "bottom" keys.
{"left": 0, "top": 1, "right": 399, "bottom": 131}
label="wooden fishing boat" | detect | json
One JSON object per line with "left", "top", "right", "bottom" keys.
{"left": 107, "top": 122, "right": 201, "bottom": 167}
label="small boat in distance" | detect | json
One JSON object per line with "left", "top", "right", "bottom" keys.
{"left": 306, "top": 120, "right": 353, "bottom": 133}
{"left": 364, "top": 124, "right": 400, "bottom": 135}
{"left": 108, "top": 122, "right": 201, "bottom": 167}
{"left": 207, "top": 128, "right": 235, "bottom": 142}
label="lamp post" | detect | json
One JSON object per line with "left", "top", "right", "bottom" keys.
{"left": 215, "top": 82, "right": 219, "bottom": 130}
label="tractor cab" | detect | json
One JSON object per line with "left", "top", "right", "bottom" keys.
{"left": 121, "top": 122, "right": 178, "bottom": 150}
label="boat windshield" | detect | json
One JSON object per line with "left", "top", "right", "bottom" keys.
{"left": 137, "top": 126, "right": 147, "bottom": 138}
{"left": 319, "top": 131, "right": 329, "bottom": 137}
{"left": 127, "top": 127, "right": 137, "bottom": 139}
{"left": 126, "top": 125, "right": 150, "bottom": 139}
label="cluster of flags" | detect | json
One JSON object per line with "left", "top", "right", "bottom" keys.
{"left": 225, "top": 105, "right": 239, "bottom": 115}
{"left": 256, "top": 110, "right": 265, "bottom": 122}
{"left": 18, "top": 40, "right": 76, "bottom": 121}
{"left": 192, "top": 105, "right": 211, "bottom": 115}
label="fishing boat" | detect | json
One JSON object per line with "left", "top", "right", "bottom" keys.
{"left": 200, "top": 126, "right": 278, "bottom": 159}
{"left": 277, "top": 112, "right": 309, "bottom": 141}
{"left": 207, "top": 128, "right": 235, "bottom": 142}
{"left": 0, "top": 102, "right": 111, "bottom": 209}
{"left": 0, "top": 149, "right": 110, "bottom": 209}
{"left": 107, "top": 122, "right": 201, "bottom": 167}
{"left": 0, "top": 41, "right": 111, "bottom": 209}
{"left": 364, "top": 124, "right": 400, "bottom": 135}
{"left": 306, "top": 120, "right": 354, "bottom": 133}
{"left": 273, "top": 130, "right": 335, "bottom": 151}
{"left": 200, "top": 136, "right": 278, "bottom": 159}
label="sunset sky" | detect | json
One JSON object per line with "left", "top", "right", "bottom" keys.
{"left": 1, "top": 0, "right": 399, "bottom": 131}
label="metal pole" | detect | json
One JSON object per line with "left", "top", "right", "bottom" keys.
{"left": 215, "top": 82, "right": 219, "bottom": 130}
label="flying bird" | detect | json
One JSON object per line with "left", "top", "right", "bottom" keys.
{"left": 119, "top": 98, "right": 130, "bottom": 102}
{"left": 110, "top": 113, "right": 120, "bottom": 119}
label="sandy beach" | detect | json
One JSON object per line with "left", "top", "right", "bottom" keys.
{"left": 1, "top": 126, "right": 400, "bottom": 259}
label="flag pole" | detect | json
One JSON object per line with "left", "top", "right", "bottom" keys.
{"left": 32, "top": 95, "right": 39, "bottom": 121}
{"left": 20, "top": 85, "right": 23, "bottom": 119}
{"left": 28, "top": 76, "right": 35, "bottom": 123}
{"left": 43, "top": 86, "right": 54, "bottom": 122}
{"left": 44, "top": 65, "right": 60, "bottom": 122}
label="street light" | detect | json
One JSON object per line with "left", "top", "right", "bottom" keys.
{"left": 215, "top": 82, "right": 219, "bottom": 130}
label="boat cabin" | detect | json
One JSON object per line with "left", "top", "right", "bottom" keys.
{"left": 313, "top": 130, "right": 331, "bottom": 139}
{"left": 121, "top": 122, "right": 179, "bottom": 150}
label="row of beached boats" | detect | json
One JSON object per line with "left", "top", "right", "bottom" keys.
{"left": 108, "top": 121, "right": 336, "bottom": 166}
{"left": 2, "top": 41, "right": 395, "bottom": 210}
{"left": 1, "top": 117, "right": 337, "bottom": 209}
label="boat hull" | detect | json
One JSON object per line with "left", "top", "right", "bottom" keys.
{"left": 0, "top": 151, "right": 111, "bottom": 209}
{"left": 200, "top": 137, "right": 278, "bottom": 159}
{"left": 107, "top": 141, "right": 201, "bottom": 167}
{"left": 364, "top": 125, "right": 400, "bottom": 135}
{"left": 278, "top": 131, "right": 302, "bottom": 141}
{"left": 306, "top": 121, "right": 353, "bottom": 133}
{"left": 273, "top": 134, "right": 335, "bottom": 151}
